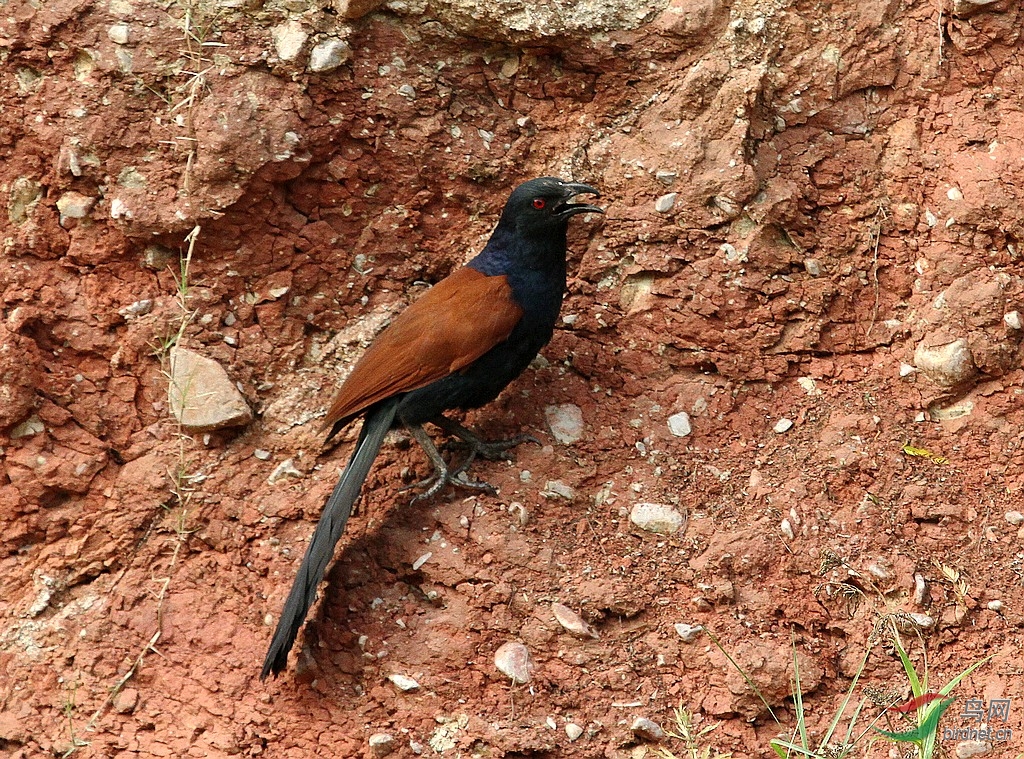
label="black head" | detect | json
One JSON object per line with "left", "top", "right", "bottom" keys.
{"left": 499, "top": 177, "right": 603, "bottom": 236}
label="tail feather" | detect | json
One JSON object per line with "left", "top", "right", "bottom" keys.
{"left": 261, "top": 399, "right": 398, "bottom": 679}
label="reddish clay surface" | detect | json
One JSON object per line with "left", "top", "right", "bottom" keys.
{"left": 2, "top": 0, "right": 1024, "bottom": 757}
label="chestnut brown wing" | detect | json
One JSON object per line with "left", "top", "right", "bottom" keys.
{"left": 323, "top": 267, "right": 524, "bottom": 429}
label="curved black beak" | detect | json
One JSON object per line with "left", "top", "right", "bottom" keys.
{"left": 556, "top": 182, "right": 604, "bottom": 218}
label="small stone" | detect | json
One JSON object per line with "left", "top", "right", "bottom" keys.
{"left": 773, "top": 417, "right": 794, "bottom": 434}
{"left": 551, "top": 603, "right": 599, "bottom": 639}
{"left": 118, "top": 299, "right": 152, "bottom": 318}
{"left": 955, "top": 740, "right": 994, "bottom": 759}
{"left": 780, "top": 518, "right": 795, "bottom": 540}
{"left": 11, "top": 415, "right": 45, "bottom": 438}
{"left": 565, "top": 723, "right": 584, "bottom": 741}
{"left": 908, "top": 613, "right": 935, "bottom": 629}
{"left": 1005, "top": 511, "right": 1024, "bottom": 526}
{"left": 542, "top": 480, "right": 575, "bottom": 500}
{"left": 168, "top": 347, "right": 253, "bottom": 431}
{"left": 899, "top": 363, "right": 916, "bottom": 377}
{"left": 803, "top": 258, "right": 822, "bottom": 276}
{"left": 630, "top": 503, "right": 685, "bottom": 535}
{"left": 272, "top": 20, "right": 308, "bottom": 61}
{"left": 865, "top": 562, "right": 890, "bottom": 580}
{"left": 397, "top": 83, "right": 416, "bottom": 98}
{"left": 494, "top": 641, "right": 533, "bottom": 684}
{"left": 112, "top": 687, "right": 139, "bottom": 714}
{"left": 109, "top": 197, "right": 132, "bottom": 219}
{"left": 673, "top": 623, "right": 703, "bottom": 643}
{"left": 655, "top": 193, "right": 677, "bottom": 213}
{"left": 332, "top": 0, "right": 384, "bottom": 18}
{"left": 667, "top": 411, "right": 692, "bottom": 437}
{"left": 253, "top": 449, "right": 272, "bottom": 461}
{"left": 797, "top": 376, "right": 820, "bottom": 395}
{"left": 268, "top": 458, "right": 302, "bottom": 485}
{"left": 1004, "top": 311, "right": 1022, "bottom": 330}
{"left": 545, "top": 403, "right": 584, "bottom": 444}
{"left": 914, "top": 336, "right": 976, "bottom": 387}
{"left": 369, "top": 732, "right": 397, "bottom": 757}
{"left": 107, "top": 23, "right": 130, "bottom": 44}
{"left": 56, "top": 191, "right": 96, "bottom": 224}
{"left": 545, "top": 716, "right": 557, "bottom": 729}
{"left": 309, "top": 37, "right": 351, "bottom": 72}
{"left": 412, "top": 552, "right": 431, "bottom": 571}
{"left": 655, "top": 170, "right": 677, "bottom": 185}
{"left": 630, "top": 717, "right": 665, "bottom": 742}
{"left": 913, "top": 573, "right": 928, "bottom": 606}
{"left": 987, "top": 600, "right": 1003, "bottom": 612}
{"left": 387, "top": 673, "right": 420, "bottom": 691}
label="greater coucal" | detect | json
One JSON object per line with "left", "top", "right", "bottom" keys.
{"left": 261, "top": 177, "right": 602, "bottom": 679}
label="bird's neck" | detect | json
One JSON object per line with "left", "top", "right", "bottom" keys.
{"left": 470, "top": 224, "right": 568, "bottom": 277}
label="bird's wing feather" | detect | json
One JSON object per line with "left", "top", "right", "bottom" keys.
{"left": 324, "top": 267, "right": 523, "bottom": 428}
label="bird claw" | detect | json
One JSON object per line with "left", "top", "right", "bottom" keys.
{"left": 443, "top": 433, "right": 541, "bottom": 461}
{"left": 403, "top": 422, "right": 536, "bottom": 502}
{"left": 405, "top": 464, "right": 497, "bottom": 504}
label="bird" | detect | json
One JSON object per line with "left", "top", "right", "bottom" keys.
{"left": 261, "top": 176, "right": 602, "bottom": 679}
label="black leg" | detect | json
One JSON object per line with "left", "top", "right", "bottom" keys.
{"left": 404, "top": 424, "right": 498, "bottom": 502}
{"left": 432, "top": 415, "right": 540, "bottom": 461}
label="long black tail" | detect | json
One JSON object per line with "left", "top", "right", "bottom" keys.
{"left": 261, "top": 399, "right": 398, "bottom": 679}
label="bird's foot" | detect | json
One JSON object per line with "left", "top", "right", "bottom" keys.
{"left": 464, "top": 433, "right": 541, "bottom": 461}
{"left": 434, "top": 416, "right": 541, "bottom": 461}
{"left": 402, "top": 461, "right": 497, "bottom": 503}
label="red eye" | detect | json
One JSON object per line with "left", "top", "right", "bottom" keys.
{"left": 532, "top": 198, "right": 546, "bottom": 209}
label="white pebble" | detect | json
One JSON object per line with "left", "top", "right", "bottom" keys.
{"left": 865, "top": 562, "right": 890, "bottom": 580}
{"left": 987, "top": 600, "right": 1004, "bottom": 612}
{"left": 797, "top": 376, "right": 820, "bottom": 395}
{"left": 253, "top": 449, "right": 272, "bottom": 461}
{"left": 803, "top": 258, "right": 822, "bottom": 276}
{"left": 914, "top": 337, "right": 976, "bottom": 387}
{"left": 272, "top": 20, "right": 308, "bottom": 61}
{"left": 1005, "top": 511, "right": 1024, "bottom": 526}
{"left": 667, "top": 411, "right": 692, "bottom": 437}
{"left": 545, "top": 403, "right": 584, "bottom": 444}
{"left": 107, "top": 23, "right": 130, "bottom": 44}
{"left": 494, "top": 641, "right": 534, "bottom": 684}
{"left": 913, "top": 574, "right": 928, "bottom": 606}
{"left": 412, "top": 552, "right": 432, "bottom": 571}
{"left": 630, "top": 717, "right": 665, "bottom": 742}
{"left": 387, "top": 673, "right": 420, "bottom": 691}
{"left": 1004, "top": 311, "right": 1022, "bottom": 330}
{"left": 551, "top": 603, "right": 599, "bottom": 639}
{"left": 908, "top": 613, "right": 935, "bottom": 629}
{"left": 899, "top": 363, "right": 916, "bottom": 377}
{"left": 773, "top": 417, "right": 794, "bottom": 434}
{"left": 565, "top": 723, "right": 584, "bottom": 741}
{"left": 542, "top": 480, "right": 575, "bottom": 500}
{"left": 369, "top": 733, "right": 396, "bottom": 757}
{"left": 674, "top": 623, "right": 703, "bottom": 643}
{"left": 267, "top": 458, "right": 302, "bottom": 485}
{"left": 655, "top": 193, "right": 677, "bottom": 213}
{"left": 780, "top": 518, "right": 795, "bottom": 540}
{"left": 630, "top": 503, "right": 684, "bottom": 535}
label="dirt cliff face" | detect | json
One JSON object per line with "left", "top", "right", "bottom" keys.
{"left": 2, "top": 0, "right": 1023, "bottom": 756}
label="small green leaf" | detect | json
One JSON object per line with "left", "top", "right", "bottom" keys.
{"left": 874, "top": 698, "right": 955, "bottom": 742}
